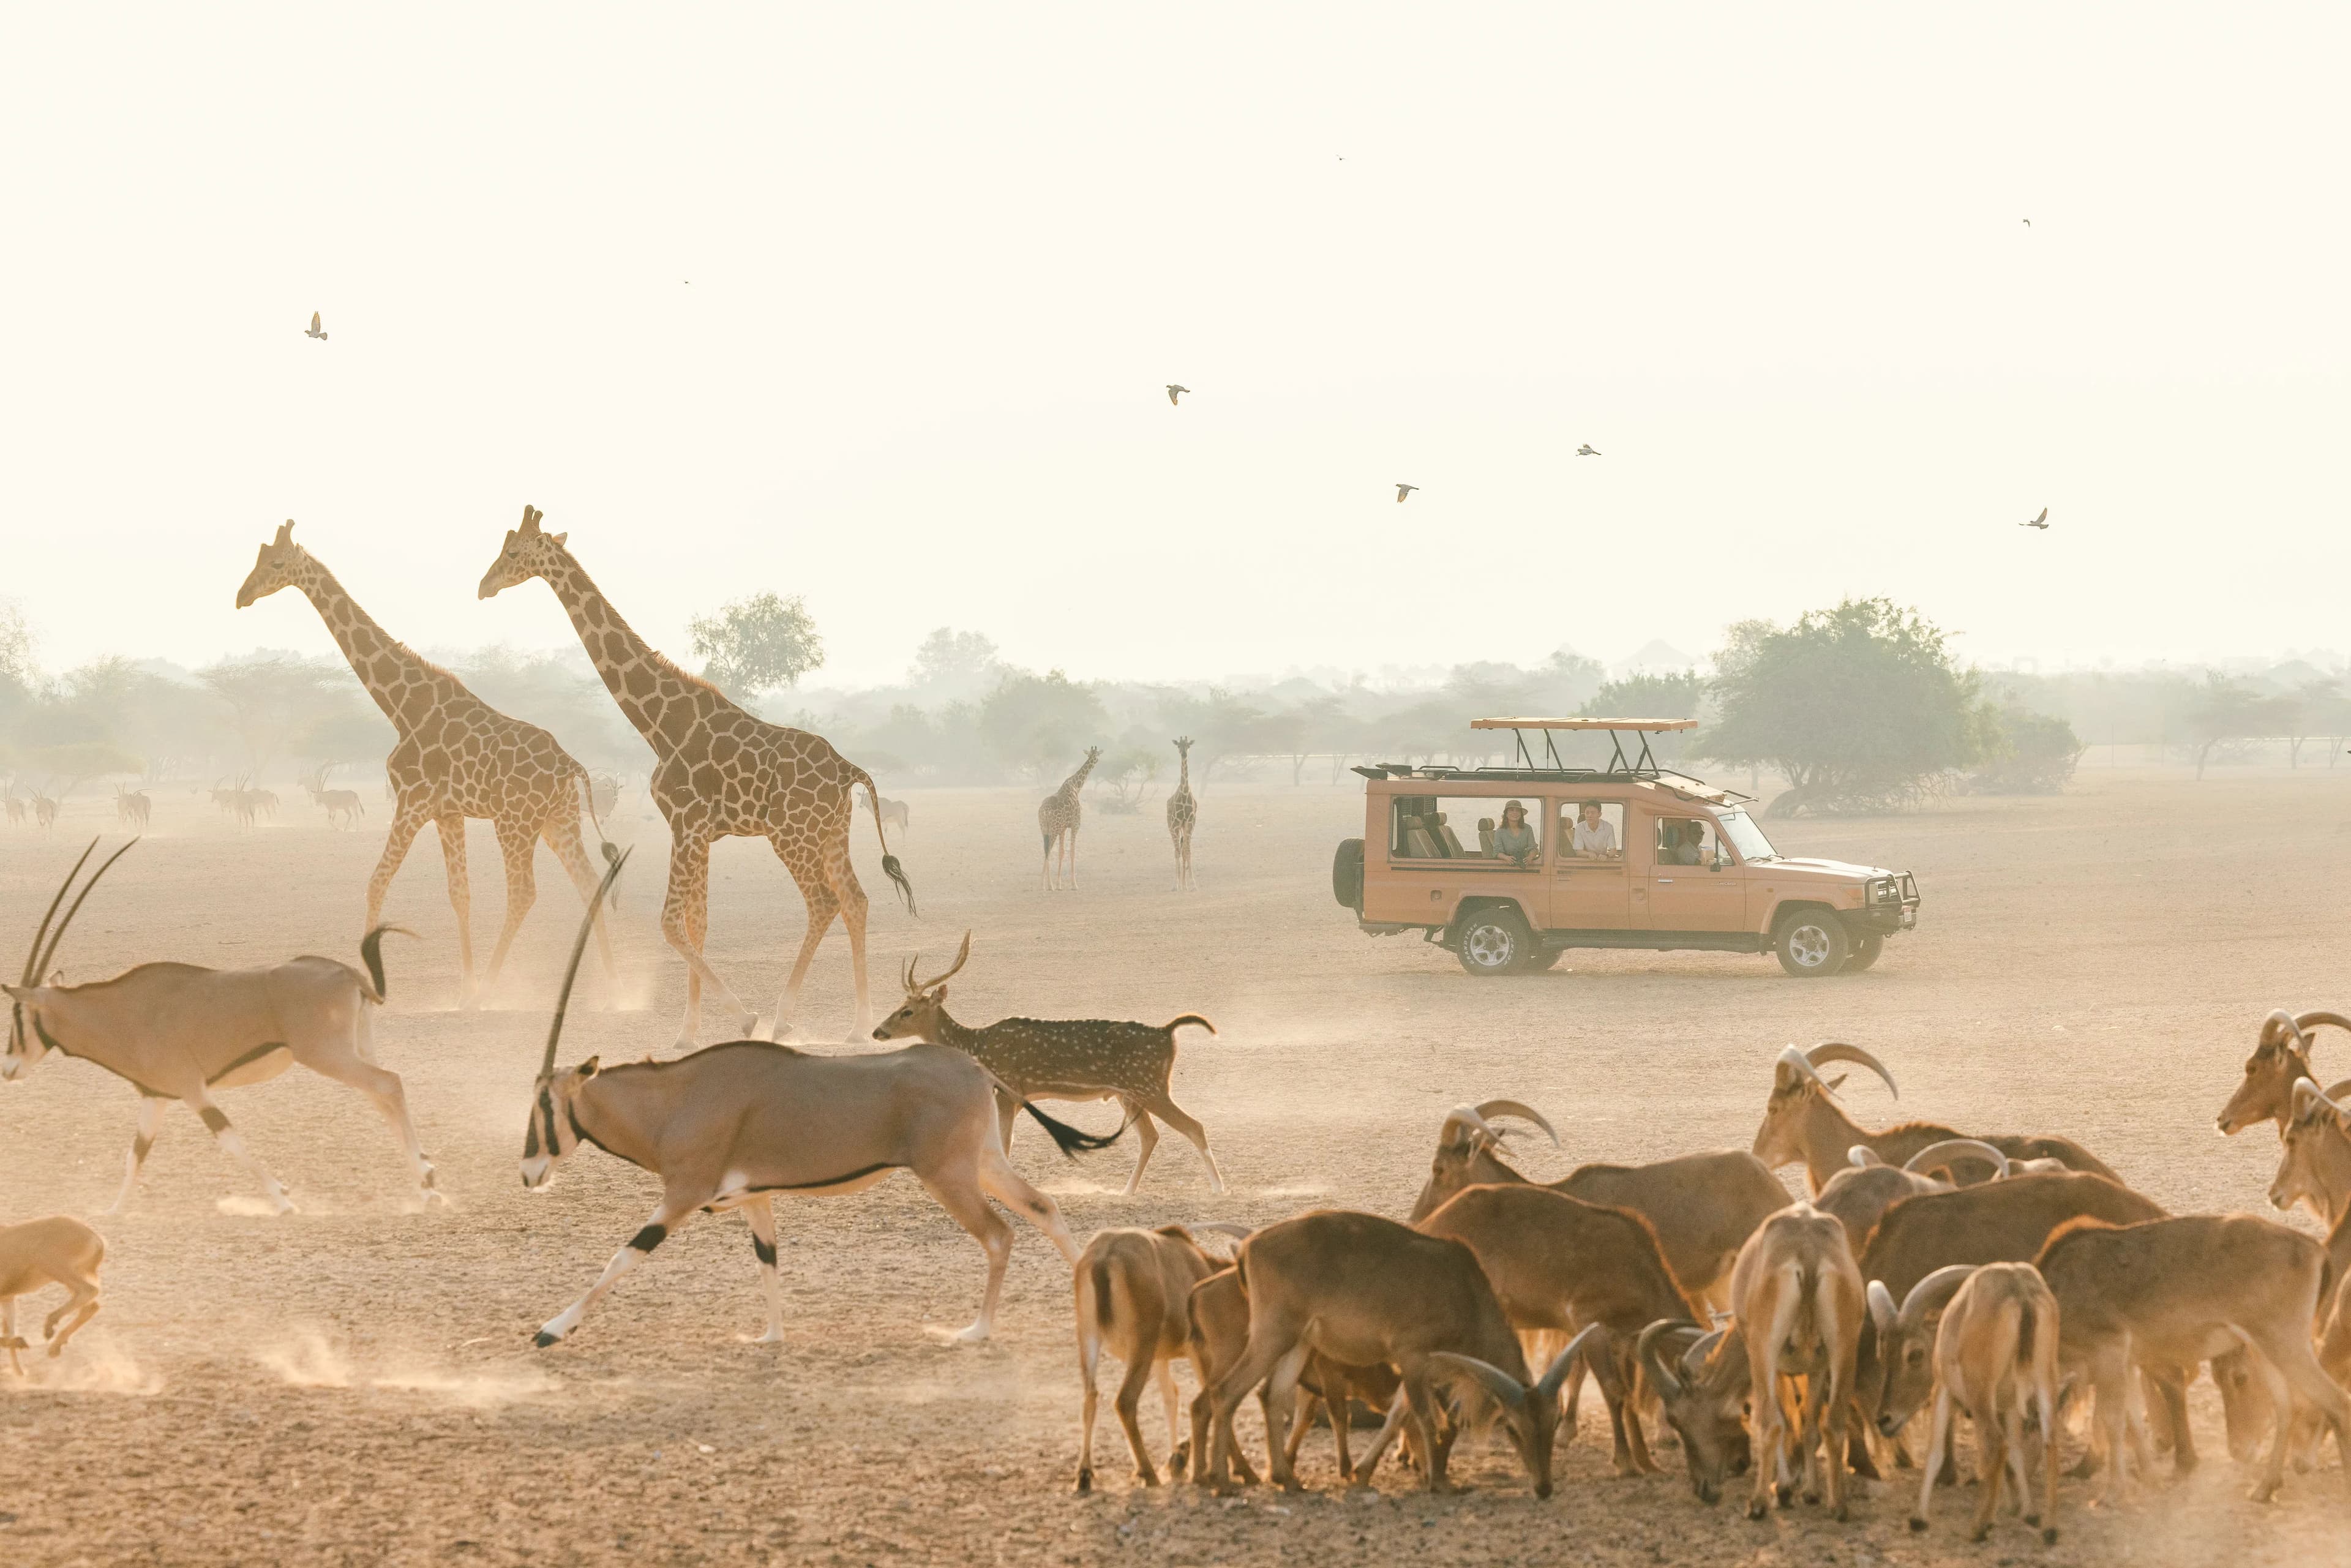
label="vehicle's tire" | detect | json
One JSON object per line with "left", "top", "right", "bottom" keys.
{"left": 1332, "top": 839, "right": 1365, "bottom": 909}
{"left": 1455, "top": 907, "right": 1534, "bottom": 977}
{"left": 1845, "top": 932, "right": 1885, "bottom": 972}
{"left": 1774, "top": 909, "right": 1851, "bottom": 977}
{"left": 1527, "top": 946, "right": 1567, "bottom": 972}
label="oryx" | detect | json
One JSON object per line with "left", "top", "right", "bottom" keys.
{"left": 524, "top": 852, "right": 1121, "bottom": 1348}
{"left": 2, "top": 839, "right": 441, "bottom": 1214}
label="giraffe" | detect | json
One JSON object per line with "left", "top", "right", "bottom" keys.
{"left": 237, "top": 522, "right": 616, "bottom": 1003}
{"left": 1038, "top": 746, "right": 1101, "bottom": 891}
{"left": 476, "top": 506, "right": 913, "bottom": 1046}
{"left": 1165, "top": 735, "right": 1197, "bottom": 891}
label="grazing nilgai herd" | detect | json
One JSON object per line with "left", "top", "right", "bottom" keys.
{"left": 2, "top": 507, "right": 2349, "bottom": 1551}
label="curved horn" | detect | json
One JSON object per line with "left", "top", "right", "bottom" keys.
{"left": 1902, "top": 1138, "right": 2011, "bottom": 1181}
{"left": 1804, "top": 1041, "right": 1899, "bottom": 1100}
{"left": 1472, "top": 1099, "right": 1560, "bottom": 1147}
{"left": 1897, "top": 1263, "right": 1977, "bottom": 1325}
{"left": 908, "top": 930, "right": 971, "bottom": 995}
{"left": 2295, "top": 1010, "right": 2351, "bottom": 1044}
{"left": 1681, "top": 1325, "right": 1730, "bottom": 1380}
{"left": 1427, "top": 1351, "right": 1527, "bottom": 1411}
{"left": 2322, "top": 1077, "right": 2351, "bottom": 1104}
{"left": 1181, "top": 1221, "right": 1254, "bottom": 1241}
{"left": 899, "top": 954, "right": 918, "bottom": 995}
{"left": 2260, "top": 1008, "right": 2309, "bottom": 1051}
{"left": 1636, "top": 1318, "right": 1702, "bottom": 1402}
{"left": 32, "top": 838, "right": 137, "bottom": 988}
{"left": 1438, "top": 1104, "right": 1506, "bottom": 1150}
{"left": 20, "top": 838, "right": 97, "bottom": 987}
{"left": 1537, "top": 1322, "right": 1605, "bottom": 1405}
{"left": 1866, "top": 1280, "right": 1897, "bottom": 1339}
{"left": 1848, "top": 1145, "right": 1881, "bottom": 1168}
{"left": 542, "top": 848, "right": 629, "bottom": 1077}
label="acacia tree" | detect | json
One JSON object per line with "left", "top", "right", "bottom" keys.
{"left": 689, "top": 592, "right": 825, "bottom": 698}
{"left": 978, "top": 669, "right": 1107, "bottom": 780}
{"left": 1701, "top": 599, "right": 1991, "bottom": 816}
{"left": 2184, "top": 672, "right": 2291, "bottom": 780}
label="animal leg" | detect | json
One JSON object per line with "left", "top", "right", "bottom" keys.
{"left": 2248, "top": 1318, "right": 2351, "bottom": 1497}
{"left": 1124, "top": 1106, "right": 1160, "bottom": 1194}
{"left": 1067, "top": 825, "right": 1081, "bottom": 889}
{"left": 1076, "top": 1266, "right": 1104, "bottom": 1493}
{"left": 296, "top": 1013, "right": 440, "bottom": 1204}
{"left": 1115, "top": 1346, "right": 1163, "bottom": 1485}
{"left": 433, "top": 811, "right": 481, "bottom": 1008}
{"left": 976, "top": 1151, "right": 1082, "bottom": 1266}
{"left": 1205, "top": 1319, "right": 1303, "bottom": 1490}
{"left": 744, "top": 1196, "right": 784, "bottom": 1344}
{"left": 1136, "top": 1091, "right": 1224, "bottom": 1194}
{"left": 1261, "top": 1341, "right": 1314, "bottom": 1491}
{"left": 661, "top": 828, "right": 749, "bottom": 1048}
{"left": 481, "top": 816, "right": 541, "bottom": 992}
{"left": 1, "top": 1299, "right": 21, "bottom": 1375}
{"left": 105, "top": 1095, "right": 165, "bottom": 1215}
{"left": 768, "top": 844, "right": 841, "bottom": 1043}
{"left": 189, "top": 1093, "right": 293, "bottom": 1214}
{"left": 1972, "top": 1411, "right": 2007, "bottom": 1542}
{"left": 1158, "top": 1359, "right": 1183, "bottom": 1467}
{"left": 534, "top": 1199, "right": 696, "bottom": 1346}
{"left": 42, "top": 1278, "right": 100, "bottom": 1359}
{"left": 364, "top": 799, "right": 430, "bottom": 934}
{"left": 920, "top": 1167, "right": 1016, "bottom": 1343}
{"left": 822, "top": 836, "right": 873, "bottom": 1039}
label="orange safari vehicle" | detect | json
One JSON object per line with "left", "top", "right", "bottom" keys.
{"left": 1329, "top": 718, "right": 1920, "bottom": 977}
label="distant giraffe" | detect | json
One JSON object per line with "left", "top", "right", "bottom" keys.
{"left": 1165, "top": 736, "right": 1198, "bottom": 890}
{"left": 237, "top": 521, "right": 615, "bottom": 1004}
{"left": 478, "top": 505, "right": 913, "bottom": 1045}
{"left": 1038, "top": 746, "right": 1101, "bottom": 891}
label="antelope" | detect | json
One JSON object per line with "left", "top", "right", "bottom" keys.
{"left": 112, "top": 786, "right": 150, "bottom": 830}
{"left": 2217, "top": 1007, "right": 2351, "bottom": 1135}
{"left": 2, "top": 781, "right": 23, "bottom": 827}
{"left": 209, "top": 777, "right": 241, "bottom": 819}
{"left": 1199, "top": 1209, "right": 1580, "bottom": 1496}
{"left": 1903, "top": 1263, "right": 2061, "bottom": 1544}
{"left": 1813, "top": 1138, "right": 2012, "bottom": 1247}
{"left": 525, "top": 856, "right": 1119, "bottom": 1348}
{"left": 32, "top": 786, "right": 58, "bottom": 831}
{"left": 871, "top": 934, "right": 1223, "bottom": 1193}
{"left": 1073, "top": 1222, "right": 1248, "bottom": 1492}
{"left": 1414, "top": 1182, "right": 1709, "bottom": 1477}
{"left": 2036, "top": 1214, "right": 2351, "bottom": 1504}
{"left": 1755, "top": 1042, "right": 2120, "bottom": 1194}
{"left": 1634, "top": 1321, "right": 1763, "bottom": 1506}
{"left": 2265, "top": 1076, "right": 2351, "bottom": 1225}
{"left": 249, "top": 787, "right": 280, "bottom": 820}
{"left": 863, "top": 792, "right": 910, "bottom": 833}
{"left": 0, "top": 1216, "right": 105, "bottom": 1375}
{"left": 1408, "top": 1101, "right": 1791, "bottom": 1305}
{"left": 1731, "top": 1206, "right": 1866, "bottom": 1520}
{"left": 1, "top": 841, "right": 440, "bottom": 1214}
{"left": 301, "top": 767, "right": 366, "bottom": 828}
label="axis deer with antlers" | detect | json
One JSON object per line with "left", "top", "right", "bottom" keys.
{"left": 871, "top": 934, "right": 1226, "bottom": 1193}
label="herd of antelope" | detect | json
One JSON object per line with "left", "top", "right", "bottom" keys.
{"left": 2, "top": 829, "right": 2349, "bottom": 1544}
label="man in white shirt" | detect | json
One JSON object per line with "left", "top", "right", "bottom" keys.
{"left": 1571, "top": 800, "right": 1619, "bottom": 858}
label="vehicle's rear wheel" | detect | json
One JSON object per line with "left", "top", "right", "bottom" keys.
{"left": 1845, "top": 932, "right": 1886, "bottom": 972}
{"left": 1527, "top": 946, "right": 1566, "bottom": 972}
{"left": 1455, "top": 908, "right": 1534, "bottom": 977}
{"left": 1774, "top": 910, "right": 1851, "bottom": 977}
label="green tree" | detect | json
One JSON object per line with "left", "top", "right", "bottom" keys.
{"left": 1582, "top": 669, "right": 1704, "bottom": 721}
{"left": 2184, "top": 672, "right": 2290, "bottom": 780}
{"left": 1702, "top": 598, "right": 1991, "bottom": 816}
{"left": 689, "top": 592, "right": 825, "bottom": 697}
{"left": 978, "top": 669, "right": 1106, "bottom": 778}
{"left": 1965, "top": 707, "right": 2085, "bottom": 794}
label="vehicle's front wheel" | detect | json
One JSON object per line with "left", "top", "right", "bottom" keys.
{"left": 1845, "top": 932, "right": 1886, "bottom": 972}
{"left": 1455, "top": 908, "right": 1534, "bottom": 977}
{"left": 1774, "top": 910, "right": 1851, "bottom": 977}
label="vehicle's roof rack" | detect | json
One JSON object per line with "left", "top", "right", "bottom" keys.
{"left": 1468, "top": 717, "right": 1699, "bottom": 732}
{"left": 1464, "top": 716, "right": 1700, "bottom": 778}
{"left": 1352, "top": 760, "right": 1753, "bottom": 805}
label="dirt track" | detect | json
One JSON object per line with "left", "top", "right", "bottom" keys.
{"left": 2, "top": 765, "right": 2347, "bottom": 1566}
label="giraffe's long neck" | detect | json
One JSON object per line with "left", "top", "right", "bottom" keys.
{"left": 1064, "top": 756, "right": 1098, "bottom": 798}
{"left": 536, "top": 549, "right": 737, "bottom": 758}
{"left": 292, "top": 558, "right": 455, "bottom": 731}
{"left": 1177, "top": 751, "right": 1191, "bottom": 792}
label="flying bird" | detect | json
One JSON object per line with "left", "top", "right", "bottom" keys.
{"left": 2020, "top": 508, "right": 2049, "bottom": 530}
{"left": 1575, "top": 444, "right": 1600, "bottom": 457}
{"left": 304, "top": 312, "right": 328, "bottom": 341}
{"left": 1166, "top": 384, "right": 1189, "bottom": 405}
{"left": 2022, "top": 219, "right": 2032, "bottom": 227}
{"left": 1395, "top": 484, "right": 1417, "bottom": 503}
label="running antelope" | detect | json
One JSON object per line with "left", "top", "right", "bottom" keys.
{"left": 1755, "top": 1042, "right": 2120, "bottom": 1193}
{"left": 2218, "top": 1007, "right": 2351, "bottom": 1135}
{"left": 526, "top": 857, "right": 1119, "bottom": 1348}
{"left": 32, "top": 786, "right": 58, "bottom": 831}
{"left": 871, "top": 934, "right": 1224, "bottom": 1193}
{"left": 0, "top": 1216, "right": 105, "bottom": 1375}
{"left": 0, "top": 840, "right": 440, "bottom": 1214}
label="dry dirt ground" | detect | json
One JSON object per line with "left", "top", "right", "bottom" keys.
{"left": 3, "top": 764, "right": 2349, "bottom": 1567}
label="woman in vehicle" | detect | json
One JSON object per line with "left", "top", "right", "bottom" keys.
{"left": 1492, "top": 800, "right": 1537, "bottom": 864}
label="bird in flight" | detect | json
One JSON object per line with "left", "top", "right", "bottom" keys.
{"left": 1166, "top": 384, "right": 1189, "bottom": 405}
{"left": 1576, "top": 444, "right": 1600, "bottom": 457}
{"left": 2022, "top": 219, "right": 2031, "bottom": 228}
{"left": 1395, "top": 484, "right": 1418, "bottom": 503}
{"left": 2020, "top": 508, "right": 2050, "bottom": 530}
{"left": 304, "top": 312, "right": 328, "bottom": 341}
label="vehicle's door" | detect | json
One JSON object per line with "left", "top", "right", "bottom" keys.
{"left": 1549, "top": 797, "right": 1630, "bottom": 930}
{"left": 1643, "top": 811, "right": 1747, "bottom": 932}
{"left": 1378, "top": 792, "right": 1548, "bottom": 929}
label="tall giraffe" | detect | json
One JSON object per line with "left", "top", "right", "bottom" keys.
{"left": 236, "top": 521, "right": 615, "bottom": 1001}
{"left": 1038, "top": 746, "right": 1101, "bottom": 890}
{"left": 476, "top": 506, "right": 912, "bottom": 1045}
{"left": 1164, "top": 735, "right": 1197, "bottom": 891}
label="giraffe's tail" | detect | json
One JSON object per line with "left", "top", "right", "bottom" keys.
{"left": 573, "top": 767, "right": 622, "bottom": 904}
{"left": 852, "top": 768, "right": 917, "bottom": 917}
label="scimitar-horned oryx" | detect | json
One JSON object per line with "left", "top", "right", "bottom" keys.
{"left": 1, "top": 838, "right": 441, "bottom": 1214}
{"left": 523, "top": 851, "right": 1123, "bottom": 1348}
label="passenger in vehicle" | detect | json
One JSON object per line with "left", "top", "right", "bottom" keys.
{"left": 1570, "top": 800, "right": 1619, "bottom": 859}
{"left": 1492, "top": 800, "right": 1537, "bottom": 865}
{"left": 1662, "top": 821, "right": 1708, "bottom": 866}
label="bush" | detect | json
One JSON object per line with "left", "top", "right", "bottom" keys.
{"left": 1962, "top": 708, "right": 2084, "bottom": 794}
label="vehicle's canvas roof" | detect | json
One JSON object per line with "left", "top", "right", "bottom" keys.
{"left": 1468, "top": 716, "right": 1700, "bottom": 732}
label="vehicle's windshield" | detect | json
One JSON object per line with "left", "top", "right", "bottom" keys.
{"left": 1713, "top": 807, "right": 1777, "bottom": 862}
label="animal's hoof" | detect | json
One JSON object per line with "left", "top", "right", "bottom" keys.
{"left": 2042, "top": 1527, "right": 2060, "bottom": 1544}
{"left": 951, "top": 1323, "right": 990, "bottom": 1345}
{"left": 1909, "top": 1517, "right": 1927, "bottom": 1532}
{"left": 1075, "top": 1470, "right": 1092, "bottom": 1495}
{"left": 532, "top": 1330, "right": 560, "bottom": 1348}
{"left": 2248, "top": 1482, "right": 2278, "bottom": 1504}
{"left": 1747, "top": 1500, "right": 1770, "bottom": 1521}
{"left": 1970, "top": 1525, "right": 1991, "bottom": 1543}
{"left": 751, "top": 1329, "right": 785, "bottom": 1345}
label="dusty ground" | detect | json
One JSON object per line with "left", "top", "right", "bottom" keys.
{"left": 2, "top": 763, "right": 2349, "bottom": 1567}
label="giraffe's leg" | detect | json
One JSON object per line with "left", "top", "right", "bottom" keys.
{"left": 770, "top": 841, "right": 841, "bottom": 1045}
{"left": 482, "top": 816, "right": 539, "bottom": 994}
{"left": 1068, "top": 825, "right": 1081, "bottom": 889}
{"left": 364, "top": 799, "right": 431, "bottom": 934}
{"left": 543, "top": 814, "right": 618, "bottom": 992}
{"left": 661, "top": 829, "right": 748, "bottom": 1049}
{"left": 437, "top": 812, "right": 478, "bottom": 1008}
{"left": 823, "top": 832, "right": 873, "bottom": 1039}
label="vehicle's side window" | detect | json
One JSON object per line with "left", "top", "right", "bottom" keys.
{"left": 1655, "top": 816, "right": 1719, "bottom": 867}
{"left": 1393, "top": 797, "right": 1537, "bottom": 863}
{"left": 1556, "top": 800, "right": 1625, "bottom": 861}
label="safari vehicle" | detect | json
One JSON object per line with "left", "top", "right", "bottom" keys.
{"left": 1329, "top": 718, "right": 1919, "bottom": 977}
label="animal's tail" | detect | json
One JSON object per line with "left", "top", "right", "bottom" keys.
{"left": 1090, "top": 1255, "right": 1117, "bottom": 1333}
{"left": 357, "top": 925, "right": 413, "bottom": 1004}
{"left": 851, "top": 767, "right": 916, "bottom": 915}
{"left": 1165, "top": 1013, "right": 1218, "bottom": 1037}
{"left": 1023, "top": 1100, "right": 1127, "bottom": 1158}
{"left": 572, "top": 767, "right": 621, "bottom": 898}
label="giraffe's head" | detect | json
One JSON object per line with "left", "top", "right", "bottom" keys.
{"left": 478, "top": 504, "right": 569, "bottom": 600}
{"left": 1174, "top": 735, "right": 1193, "bottom": 760}
{"left": 234, "top": 520, "right": 310, "bottom": 609}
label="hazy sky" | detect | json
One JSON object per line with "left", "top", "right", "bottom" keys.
{"left": 2, "top": 6, "right": 2344, "bottom": 688}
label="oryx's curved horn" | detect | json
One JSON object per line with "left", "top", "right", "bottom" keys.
{"left": 33, "top": 838, "right": 137, "bottom": 989}
{"left": 1472, "top": 1098, "right": 1560, "bottom": 1148}
{"left": 1803, "top": 1041, "right": 1899, "bottom": 1100}
{"left": 542, "top": 848, "right": 629, "bottom": 1077}
{"left": 908, "top": 930, "right": 971, "bottom": 994}
{"left": 1902, "top": 1138, "right": 2011, "bottom": 1180}
{"left": 1896, "top": 1263, "right": 1977, "bottom": 1325}
{"left": 21, "top": 838, "right": 98, "bottom": 987}
{"left": 1636, "top": 1318, "right": 1702, "bottom": 1402}
{"left": 1848, "top": 1145, "right": 1881, "bottom": 1168}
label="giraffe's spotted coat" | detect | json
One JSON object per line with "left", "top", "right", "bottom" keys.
{"left": 1039, "top": 748, "right": 1101, "bottom": 890}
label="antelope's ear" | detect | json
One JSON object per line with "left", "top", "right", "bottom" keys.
{"left": 0, "top": 983, "right": 26, "bottom": 1003}
{"left": 578, "top": 1056, "right": 599, "bottom": 1078}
